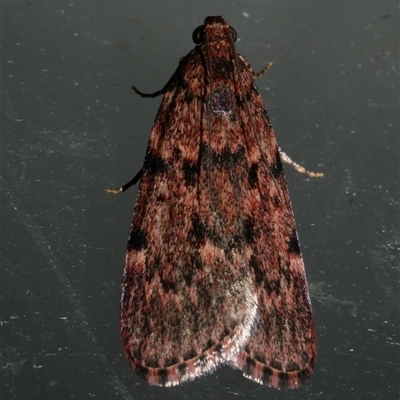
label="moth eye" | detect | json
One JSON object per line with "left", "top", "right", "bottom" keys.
{"left": 230, "top": 27, "right": 237, "bottom": 42}
{"left": 192, "top": 25, "right": 205, "bottom": 44}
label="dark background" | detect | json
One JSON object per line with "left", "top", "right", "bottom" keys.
{"left": 2, "top": 1, "right": 399, "bottom": 399}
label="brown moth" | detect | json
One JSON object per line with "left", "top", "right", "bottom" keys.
{"left": 108, "top": 16, "right": 320, "bottom": 388}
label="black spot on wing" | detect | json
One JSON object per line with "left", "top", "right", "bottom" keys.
{"left": 243, "top": 218, "right": 256, "bottom": 243}
{"left": 235, "top": 93, "right": 244, "bottom": 106}
{"left": 250, "top": 255, "right": 282, "bottom": 295}
{"left": 254, "top": 352, "right": 266, "bottom": 364}
{"left": 288, "top": 229, "right": 301, "bottom": 254}
{"left": 278, "top": 371, "right": 290, "bottom": 388}
{"left": 217, "top": 146, "right": 244, "bottom": 168}
{"left": 185, "top": 89, "right": 194, "bottom": 103}
{"left": 198, "top": 354, "right": 207, "bottom": 363}
{"left": 182, "top": 160, "right": 199, "bottom": 186}
{"left": 242, "top": 355, "right": 256, "bottom": 374}
{"left": 135, "top": 364, "right": 149, "bottom": 381}
{"left": 264, "top": 279, "right": 281, "bottom": 295}
{"left": 127, "top": 227, "right": 148, "bottom": 251}
{"left": 201, "top": 144, "right": 246, "bottom": 169}
{"left": 261, "top": 365, "right": 273, "bottom": 382}
{"left": 190, "top": 213, "right": 206, "bottom": 244}
{"left": 173, "top": 147, "right": 181, "bottom": 158}
{"left": 206, "top": 339, "right": 216, "bottom": 348}
{"left": 157, "top": 369, "right": 168, "bottom": 386}
{"left": 214, "top": 343, "right": 223, "bottom": 354}
{"left": 144, "top": 150, "right": 169, "bottom": 175}
{"left": 248, "top": 163, "right": 258, "bottom": 187}
{"left": 270, "top": 359, "right": 283, "bottom": 371}
{"left": 270, "top": 149, "right": 284, "bottom": 178}
{"left": 249, "top": 255, "right": 263, "bottom": 285}
{"left": 178, "top": 363, "right": 187, "bottom": 375}
{"left": 160, "top": 276, "right": 176, "bottom": 292}
{"left": 273, "top": 195, "right": 280, "bottom": 207}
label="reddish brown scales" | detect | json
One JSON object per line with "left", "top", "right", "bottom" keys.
{"left": 117, "top": 16, "right": 317, "bottom": 388}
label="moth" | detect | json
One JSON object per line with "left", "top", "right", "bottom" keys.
{"left": 108, "top": 16, "right": 321, "bottom": 388}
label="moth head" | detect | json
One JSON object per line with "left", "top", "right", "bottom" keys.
{"left": 192, "top": 17, "right": 237, "bottom": 44}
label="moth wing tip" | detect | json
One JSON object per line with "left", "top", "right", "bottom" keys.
{"left": 233, "top": 351, "right": 316, "bottom": 389}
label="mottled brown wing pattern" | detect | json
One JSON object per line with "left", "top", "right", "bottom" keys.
{"left": 230, "top": 55, "right": 317, "bottom": 388}
{"left": 120, "top": 34, "right": 259, "bottom": 386}
{"left": 117, "top": 16, "right": 317, "bottom": 388}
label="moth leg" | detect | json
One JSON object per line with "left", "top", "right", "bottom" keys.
{"left": 279, "top": 149, "right": 324, "bottom": 178}
{"left": 254, "top": 61, "right": 323, "bottom": 179}
{"left": 253, "top": 61, "right": 274, "bottom": 79}
{"left": 107, "top": 80, "right": 165, "bottom": 194}
{"left": 131, "top": 85, "right": 165, "bottom": 98}
{"left": 132, "top": 70, "right": 178, "bottom": 98}
{"left": 106, "top": 168, "right": 143, "bottom": 194}
{"left": 108, "top": 74, "right": 174, "bottom": 194}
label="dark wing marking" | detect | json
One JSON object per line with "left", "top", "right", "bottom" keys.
{"left": 229, "top": 55, "right": 317, "bottom": 389}
{"left": 120, "top": 44, "right": 258, "bottom": 387}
